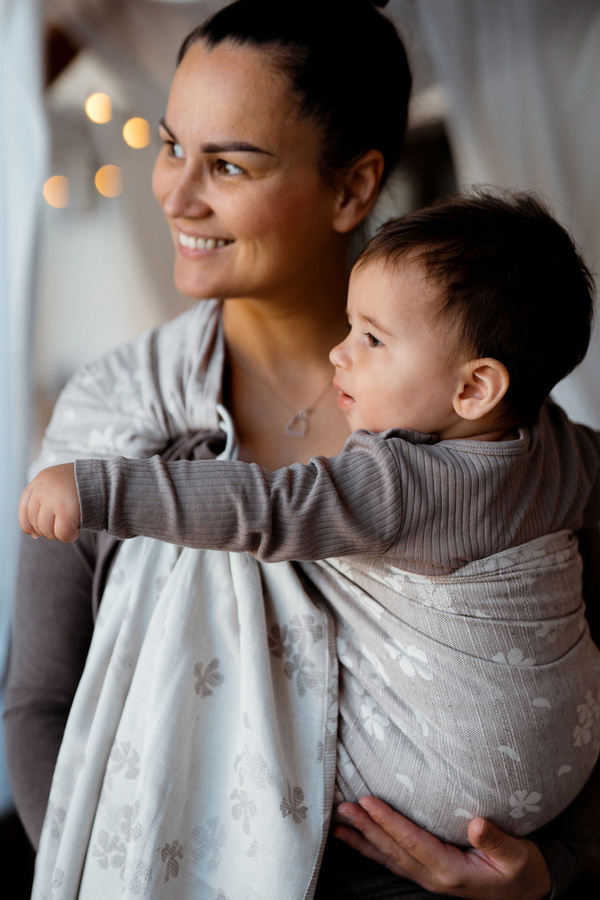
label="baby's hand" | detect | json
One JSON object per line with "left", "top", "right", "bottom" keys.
{"left": 18, "top": 463, "right": 81, "bottom": 542}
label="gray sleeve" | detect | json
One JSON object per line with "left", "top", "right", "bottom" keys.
{"left": 75, "top": 431, "right": 403, "bottom": 562}
{"left": 3, "top": 533, "right": 97, "bottom": 849}
{"left": 76, "top": 407, "right": 600, "bottom": 573}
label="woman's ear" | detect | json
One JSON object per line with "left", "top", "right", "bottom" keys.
{"left": 453, "top": 358, "right": 510, "bottom": 421}
{"left": 332, "top": 149, "right": 385, "bottom": 234}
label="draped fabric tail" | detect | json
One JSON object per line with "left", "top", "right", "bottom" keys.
{"left": 32, "top": 541, "right": 338, "bottom": 899}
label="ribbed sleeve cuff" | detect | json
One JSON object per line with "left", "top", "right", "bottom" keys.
{"left": 75, "top": 458, "right": 110, "bottom": 532}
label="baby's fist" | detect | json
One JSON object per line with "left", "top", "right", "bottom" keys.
{"left": 18, "top": 463, "right": 81, "bottom": 542}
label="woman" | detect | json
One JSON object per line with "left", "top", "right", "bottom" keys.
{"left": 5, "top": 2, "right": 597, "bottom": 897}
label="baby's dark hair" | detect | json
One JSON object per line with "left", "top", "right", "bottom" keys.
{"left": 178, "top": 0, "right": 411, "bottom": 187}
{"left": 357, "top": 190, "right": 595, "bottom": 420}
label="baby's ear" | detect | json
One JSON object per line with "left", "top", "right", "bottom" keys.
{"left": 453, "top": 358, "right": 510, "bottom": 421}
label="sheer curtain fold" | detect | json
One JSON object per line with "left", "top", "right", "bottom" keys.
{"left": 0, "top": 0, "right": 47, "bottom": 816}
{"left": 413, "top": 0, "right": 600, "bottom": 428}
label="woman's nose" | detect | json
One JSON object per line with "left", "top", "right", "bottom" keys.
{"left": 162, "top": 169, "right": 211, "bottom": 220}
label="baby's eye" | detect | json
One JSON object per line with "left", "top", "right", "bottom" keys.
{"left": 215, "top": 159, "right": 244, "bottom": 176}
{"left": 366, "top": 332, "right": 383, "bottom": 348}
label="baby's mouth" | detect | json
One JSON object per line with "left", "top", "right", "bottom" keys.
{"left": 333, "top": 381, "right": 355, "bottom": 409}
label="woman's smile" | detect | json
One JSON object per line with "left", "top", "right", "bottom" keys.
{"left": 177, "top": 231, "right": 235, "bottom": 253}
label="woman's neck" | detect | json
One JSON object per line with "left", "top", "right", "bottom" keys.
{"left": 223, "top": 254, "right": 348, "bottom": 358}
{"left": 223, "top": 299, "right": 345, "bottom": 377}
{"left": 222, "top": 253, "right": 351, "bottom": 382}
{"left": 220, "top": 273, "right": 351, "bottom": 468}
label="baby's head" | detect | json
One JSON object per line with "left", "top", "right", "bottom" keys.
{"left": 330, "top": 190, "right": 595, "bottom": 438}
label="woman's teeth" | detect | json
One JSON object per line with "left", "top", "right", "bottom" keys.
{"left": 179, "top": 234, "right": 231, "bottom": 250}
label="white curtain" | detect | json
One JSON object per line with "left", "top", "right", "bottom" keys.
{"left": 0, "top": 0, "right": 47, "bottom": 816}
{"left": 411, "top": 0, "right": 600, "bottom": 428}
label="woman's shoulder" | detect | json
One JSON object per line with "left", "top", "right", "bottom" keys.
{"left": 35, "top": 301, "right": 226, "bottom": 472}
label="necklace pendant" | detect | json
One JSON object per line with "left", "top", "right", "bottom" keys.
{"left": 285, "top": 409, "right": 309, "bottom": 437}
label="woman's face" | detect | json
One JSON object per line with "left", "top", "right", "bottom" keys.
{"left": 152, "top": 40, "right": 344, "bottom": 301}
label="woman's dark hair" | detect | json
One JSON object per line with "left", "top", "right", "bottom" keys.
{"left": 178, "top": 0, "right": 411, "bottom": 187}
{"left": 358, "top": 190, "right": 596, "bottom": 419}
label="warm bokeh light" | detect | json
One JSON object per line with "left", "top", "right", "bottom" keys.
{"left": 85, "top": 92, "right": 112, "bottom": 124}
{"left": 43, "top": 175, "right": 69, "bottom": 208}
{"left": 123, "top": 117, "right": 151, "bottom": 149}
{"left": 95, "top": 165, "right": 122, "bottom": 197}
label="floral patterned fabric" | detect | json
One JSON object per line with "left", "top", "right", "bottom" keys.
{"left": 31, "top": 302, "right": 338, "bottom": 899}
{"left": 306, "top": 532, "right": 600, "bottom": 844}
{"left": 33, "top": 524, "right": 338, "bottom": 899}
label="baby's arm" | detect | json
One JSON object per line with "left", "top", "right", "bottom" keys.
{"left": 19, "top": 432, "right": 402, "bottom": 560}
{"left": 19, "top": 464, "right": 80, "bottom": 542}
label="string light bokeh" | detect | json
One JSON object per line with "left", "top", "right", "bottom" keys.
{"left": 84, "top": 91, "right": 112, "bottom": 123}
{"left": 44, "top": 92, "right": 151, "bottom": 207}
{"left": 43, "top": 175, "right": 69, "bottom": 209}
{"left": 123, "top": 117, "right": 151, "bottom": 149}
{"left": 95, "top": 164, "right": 122, "bottom": 197}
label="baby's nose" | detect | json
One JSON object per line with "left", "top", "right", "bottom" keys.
{"left": 329, "top": 340, "right": 347, "bottom": 368}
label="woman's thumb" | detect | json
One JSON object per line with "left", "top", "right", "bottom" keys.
{"left": 468, "top": 817, "right": 513, "bottom": 857}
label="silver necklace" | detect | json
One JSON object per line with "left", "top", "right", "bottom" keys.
{"left": 281, "top": 379, "right": 332, "bottom": 437}
{"left": 231, "top": 351, "right": 332, "bottom": 437}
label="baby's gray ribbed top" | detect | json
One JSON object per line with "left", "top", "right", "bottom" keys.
{"left": 76, "top": 400, "right": 600, "bottom": 576}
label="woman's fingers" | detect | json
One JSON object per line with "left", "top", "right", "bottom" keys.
{"left": 335, "top": 800, "right": 552, "bottom": 900}
{"left": 333, "top": 802, "right": 414, "bottom": 878}
{"left": 335, "top": 799, "right": 434, "bottom": 880}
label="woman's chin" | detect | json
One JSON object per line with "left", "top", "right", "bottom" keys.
{"left": 173, "top": 271, "right": 221, "bottom": 301}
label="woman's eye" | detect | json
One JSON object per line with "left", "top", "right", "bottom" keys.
{"left": 366, "top": 332, "right": 383, "bottom": 348}
{"left": 215, "top": 160, "right": 244, "bottom": 176}
{"left": 164, "top": 140, "right": 184, "bottom": 160}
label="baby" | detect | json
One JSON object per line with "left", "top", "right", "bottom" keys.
{"left": 19, "top": 190, "right": 600, "bottom": 843}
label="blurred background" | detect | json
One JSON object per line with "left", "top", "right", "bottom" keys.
{"left": 1, "top": 1, "right": 600, "bottom": 894}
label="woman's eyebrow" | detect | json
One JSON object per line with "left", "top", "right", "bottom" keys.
{"left": 158, "top": 120, "right": 273, "bottom": 156}
{"left": 201, "top": 141, "right": 274, "bottom": 156}
{"left": 159, "top": 118, "right": 177, "bottom": 140}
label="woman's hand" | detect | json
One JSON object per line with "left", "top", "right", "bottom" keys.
{"left": 334, "top": 798, "right": 551, "bottom": 900}
{"left": 18, "top": 463, "right": 81, "bottom": 543}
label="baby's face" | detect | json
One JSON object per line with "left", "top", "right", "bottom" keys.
{"left": 329, "top": 259, "right": 468, "bottom": 436}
